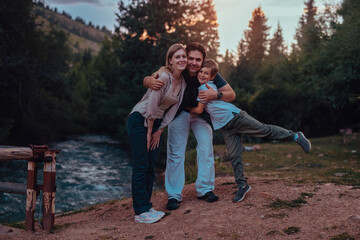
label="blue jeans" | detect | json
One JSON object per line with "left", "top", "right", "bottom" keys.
{"left": 165, "top": 111, "right": 215, "bottom": 201}
{"left": 127, "top": 112, "right": 162, "bottom": 215}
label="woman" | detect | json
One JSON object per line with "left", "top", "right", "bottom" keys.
{"left": 127, "top": 44, "right": 187, "bottom": 223}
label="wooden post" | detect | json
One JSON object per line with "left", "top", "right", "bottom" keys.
{"left": 25, "top": 160, "right": 37, "bottom": 231}
{"left": 42, "top": 151, "right": 56, "bottom": 231}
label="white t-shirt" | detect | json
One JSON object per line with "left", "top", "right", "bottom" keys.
{"left": 198, "top": 82, "right": 241, "bottom": 130}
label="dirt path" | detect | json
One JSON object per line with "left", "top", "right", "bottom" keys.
{"left": 1, "top": 176, "right": 360, "bottom": 240}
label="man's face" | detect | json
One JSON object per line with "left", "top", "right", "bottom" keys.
{"left": 187, "top": 50, "right": 204, "bottom": 77}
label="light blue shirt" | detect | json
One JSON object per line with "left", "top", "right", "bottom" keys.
{"left": 198, "top": 82, "right": 241, "bottom": 130}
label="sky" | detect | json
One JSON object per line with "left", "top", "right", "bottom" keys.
{"left": 44, "top": 0, "right": 326, "bottom": 55}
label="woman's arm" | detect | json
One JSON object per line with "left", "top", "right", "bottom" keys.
{"left": 191, "top": 102, "right": 205, "bottom": 114}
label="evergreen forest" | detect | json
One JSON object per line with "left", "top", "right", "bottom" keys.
{"left": 0, "top": 0, "right": 359, "bottom": 149}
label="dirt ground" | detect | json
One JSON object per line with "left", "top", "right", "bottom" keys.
{"left": 1, "top": 175, "right": 360, "bottom": 240}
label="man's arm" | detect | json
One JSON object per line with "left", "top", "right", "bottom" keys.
{"left": 198, "top": 83, "right": 236, "bottom": 102}
{"left": 143, "top": 74, "right": 164, "bottom": 90}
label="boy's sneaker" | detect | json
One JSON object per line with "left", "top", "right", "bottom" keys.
{"left": 233, "top": 184, "right": 251, "bottom": 202}
{"left": 295, "top": 132, "right": 311, "bottom": 153}
{"left": 149, "top": 208, "right": 165, "bottom": 218}
{"left": 134, "top": 211, "right": 162, "bottom": 224}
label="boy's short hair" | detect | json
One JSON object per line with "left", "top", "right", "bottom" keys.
{"left": 202, "top": 59, "right": 218, "bottom": 78}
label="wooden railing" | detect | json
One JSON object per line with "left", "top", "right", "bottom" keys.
{"left": 0, "top": 145, "right": 59, "bottom": 231}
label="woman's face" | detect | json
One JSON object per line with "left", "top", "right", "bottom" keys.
{"left": 169, "top": 49, "right": 187, "bottom": 72}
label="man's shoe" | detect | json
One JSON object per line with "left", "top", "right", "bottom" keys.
{"left": 197, "top": 191, "right": 219, "bottom": 202}
{"left": 166, "top": 198, "right": 180, "bottom": 210}
{"left": 134, "top": 211, "right": 162, "bottom": 223}
{"left": 295, "top": 132, "right": 311, "bottom": 153}
{"left": 233, "top": 184, "right": 251, "bottom": 202}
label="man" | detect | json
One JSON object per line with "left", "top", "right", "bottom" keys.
{"left": 143, "top": 42, "right": 235, "bottom": 210}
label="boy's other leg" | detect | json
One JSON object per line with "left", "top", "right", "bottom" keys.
{"left": 165, "top": 111, "right": 190, "bottom": 205}
{"left": 191, "top": 114, "right": 217, "bottom": 201}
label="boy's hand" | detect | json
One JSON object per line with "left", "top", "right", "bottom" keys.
{"left": 145, "top": 73, "right": 164, "bottom": 90}
{"left": 198, "top": 83, "right": 217, "bottom": 101}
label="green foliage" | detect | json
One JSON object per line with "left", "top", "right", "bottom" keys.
{"left": 0, "top": 0, "right": 83, "bottom": 144}
{"left": 283, "top": 226, "right": 300, "bottom": 235}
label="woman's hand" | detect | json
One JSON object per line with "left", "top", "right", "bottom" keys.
{"left": 150, "top": 128, "right": 164, "bottom": 151}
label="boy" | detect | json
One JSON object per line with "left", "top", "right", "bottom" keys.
{"left": 192, "top": 59, "right": 311, "bottom": 202}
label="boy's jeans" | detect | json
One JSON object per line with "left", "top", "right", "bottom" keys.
{"left": 222, "top": 111, "right": 295, "bottom": 187}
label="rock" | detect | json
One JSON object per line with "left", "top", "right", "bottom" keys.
{"left": 334, "top": 172, "right": 348, "bottom": 177}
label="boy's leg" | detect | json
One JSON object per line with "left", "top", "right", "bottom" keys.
{"left": 190, "top": 114, "right": 216, "bottom": 198}
{"left": 227, "top": 111, "right": 295, "bottom": 140}
{"left": 165, "top": 111, "right": 190, "bottom": 202}
{"left": 222, "top": 129, "right": 246, "bottom": 187}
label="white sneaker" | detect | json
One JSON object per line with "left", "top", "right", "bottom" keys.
{"left": 149, "top": 208, "right": 165, "bottom": 218}
{"left": 134, "top": 211, "right": 162, "bottom": 223}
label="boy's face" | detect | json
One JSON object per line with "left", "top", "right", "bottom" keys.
{"left": 197, "top": 67, "right": 214, "bottom": 85}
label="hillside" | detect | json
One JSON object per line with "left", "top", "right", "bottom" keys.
{"left": 32, "top": 4, "right": 112, "bottom": 54}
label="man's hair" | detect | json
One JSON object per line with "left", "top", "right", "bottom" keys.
{"left": 202, "top": 59, "right": 218, "bottom": 78}
{"left": 186, "top": 42, "right": 206, "bottom": 59}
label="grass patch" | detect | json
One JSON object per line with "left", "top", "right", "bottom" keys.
{"left": 183, "top": 135, "right": 359, "bottom": 186}
{"left": 268, "top": 197, "right": 307, "bottom": 210}
{"left": 300, "top": 192, "right": 314, "bottom": 198}
{"left": 264, "top": 213, "right": 288, "bottom": 219}
{"left": 59, "top": 206, "right": 96, "bottom": 217}
{"left": 325, "top": 168, "right": 360, "bottom": 186}
{"left": 53, "top": 223, "right": 72, "bottom": 231}
{"left": 330, "top": 233, "right": 355, "bottom": 240}
{"left": 283, "top": 226, "right": 300, "bottom": 235}
{"left": 2, "top": 222, "right": 25, "bottom": 230}
{"left": 266, "top": 230, "right": 282, "bottom": 236}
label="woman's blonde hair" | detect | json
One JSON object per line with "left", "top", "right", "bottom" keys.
{"left": 158, "top": 43, "right": 186, "bottom": 73}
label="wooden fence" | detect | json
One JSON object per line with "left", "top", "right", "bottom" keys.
{"left": 0, "top": 145, "right": 59, "bottom": 231}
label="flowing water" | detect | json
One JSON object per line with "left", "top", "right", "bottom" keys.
{"left": 0, "top": 135, "right": 157, "bottom": 224}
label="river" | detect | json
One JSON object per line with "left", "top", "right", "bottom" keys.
{"left": 0, "top": 135, "right": 162, "bottom": 224}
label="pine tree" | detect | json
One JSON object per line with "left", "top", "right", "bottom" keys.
{"left": 268, "top": 22, "right": 287, "bottom": 58}
{"left": 294, "top": 0, "right": 321, "bottom": 53}
{"left": 218, "top": 49, "right": 235, "bottom": 80}
{"left": 245, "top": 6, "right": 270, "bottom": 67}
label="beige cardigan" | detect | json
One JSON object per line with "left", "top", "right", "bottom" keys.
{"left": 130, "top": 71, "right": 186, "bottom": 130}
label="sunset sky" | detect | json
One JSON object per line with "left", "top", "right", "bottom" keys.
{"left": 45, "top": 0, "right": 327, "bottom": 55}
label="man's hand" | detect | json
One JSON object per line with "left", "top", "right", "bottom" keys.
{"left": 198, "top": 83, "right": 218, "bottom": 102}
{"left": 144, "top": 73, "right": 164, "bottom": 90}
